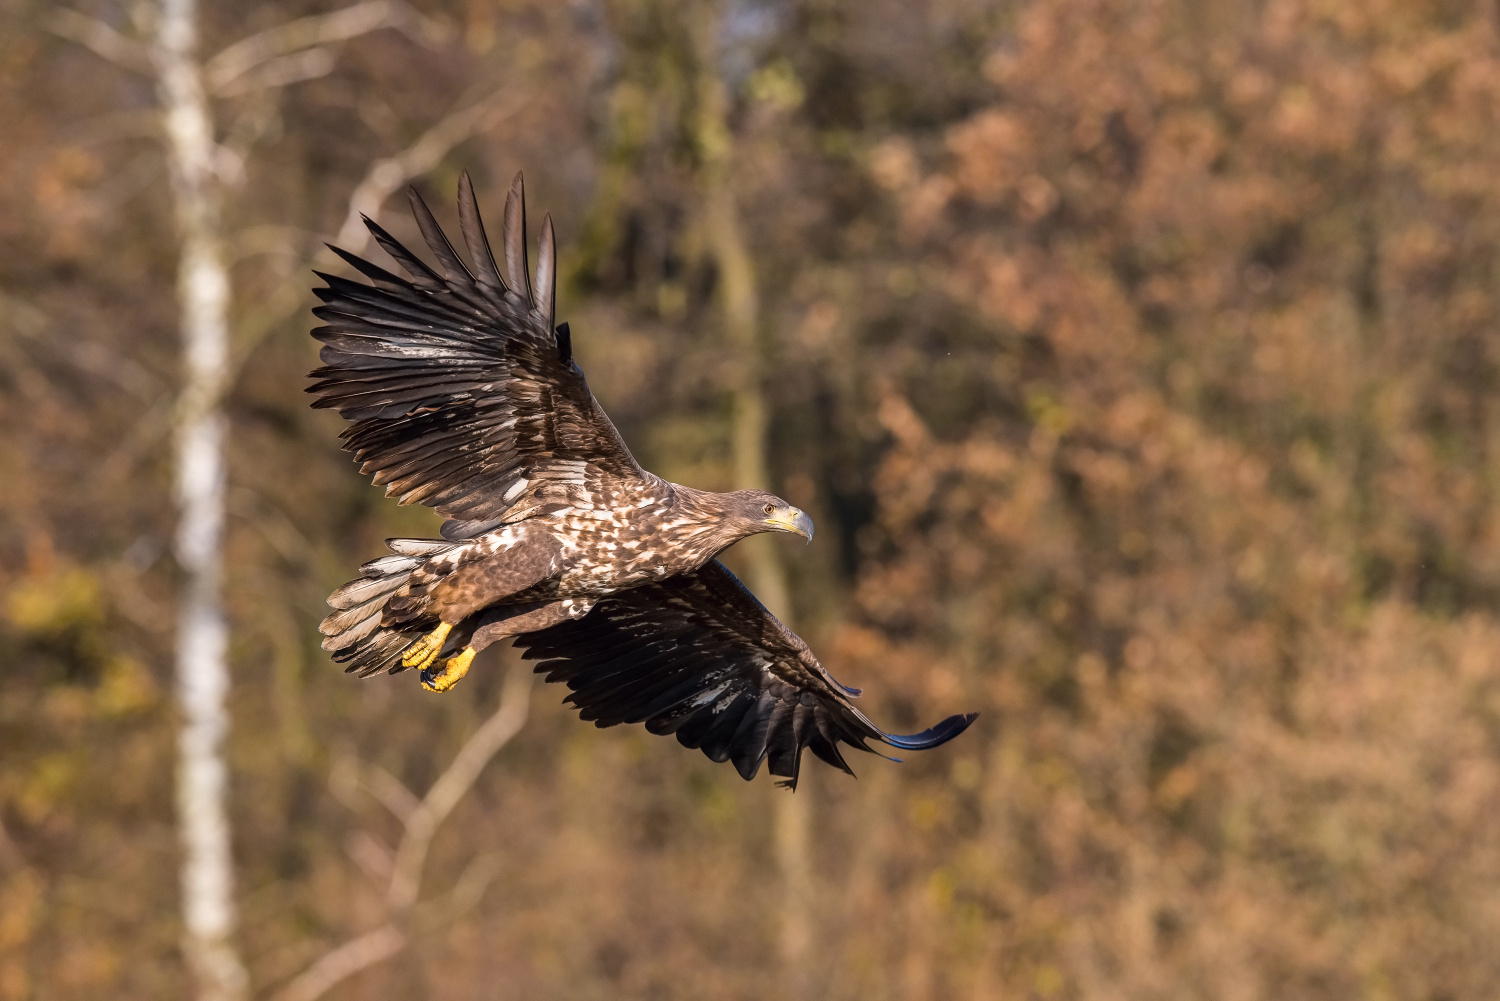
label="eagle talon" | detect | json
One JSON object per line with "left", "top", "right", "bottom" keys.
{"left": 401, "top": 622, "right": 452, "bottom": 672}
{"left": 421, "top": 647, "right": 475, "bottom": 693}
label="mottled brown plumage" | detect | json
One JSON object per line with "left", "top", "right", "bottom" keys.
{"left": 310, "top": 173, "right": 974, "bottom": 786}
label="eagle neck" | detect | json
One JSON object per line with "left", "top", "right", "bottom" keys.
{"left": 663, "top": 483, "right": 749, "bottom": 565}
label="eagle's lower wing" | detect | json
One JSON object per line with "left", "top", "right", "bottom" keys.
{"left": 513, "top": 560, "right": 977, "bottom": 788}
{"left": 307, "top": 172, "right": 642, "bottom": 532}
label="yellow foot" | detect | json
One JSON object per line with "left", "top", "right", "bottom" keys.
{"left": 401, "top": 622, "right": 452, "bottom": 672}
{"left": 421, "top": 647, "right": 475, "bottom": 693}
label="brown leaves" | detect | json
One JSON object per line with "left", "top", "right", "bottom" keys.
{"left": 9, "top": 0, "right": 1500, "bottom": 996}
{"left": 831, "top": 0, "right": 1500, "bottom": 994}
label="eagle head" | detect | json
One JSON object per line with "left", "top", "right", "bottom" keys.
{"left": 726, "top": 490, "right": 815, "bottom": 543}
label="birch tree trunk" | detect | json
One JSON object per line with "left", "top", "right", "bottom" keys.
{"left": 154, "top": 0, "right": 248, "bottom": 996}
{"left": 692, "top": 9, "right": 812, "bottom": 995}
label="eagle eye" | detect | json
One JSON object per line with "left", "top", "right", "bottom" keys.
{"left": 763, "top": 502, "right": 776, "bottom": 515}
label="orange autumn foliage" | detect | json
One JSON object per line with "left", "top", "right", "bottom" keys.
{"left": 3, "top": 0, "right": 1500, "bottom": 997}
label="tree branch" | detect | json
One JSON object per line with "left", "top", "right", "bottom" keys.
{"left": 205, "top": 0, "right": 450, "bottom": 95}
{"left": 387, "top": 664, "right": 532, "bottom": 914}
{"left": 270, "top": 664, "right": 532, "bottom": 1001}
{"left": 362, "top": 764, "right": 420, "bottom": 824}
{"left": 333, "top": 87, "right": 524, "bottom": 250}
{"left": 269, "top": 925, "right": 404, "bottom": 1001}
{"left": 435, "top": 853, "right": 500, "bottom": 920}
{"left": 213, "top": 47, "right": 338, "bottom": 98}
{"left": 227, "top": 86, "right": 524, "bottom": 378}
{"left": 46, "top": 8, "right": 155, "bottom": 74}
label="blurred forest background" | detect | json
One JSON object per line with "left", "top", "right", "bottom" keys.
{"left": 5, "top": 0, "right": 1500, "bottom": 997}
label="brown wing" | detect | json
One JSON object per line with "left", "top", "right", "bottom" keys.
{"left": 307, "top": 172, "right": 642, "bottom": 535}
{"left": 512, "top": 561, "right": 977, "bottom": 788}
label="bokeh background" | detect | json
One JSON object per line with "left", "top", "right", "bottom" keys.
{"left": 6, "top": 0, "right": 1500, "bottom": 997}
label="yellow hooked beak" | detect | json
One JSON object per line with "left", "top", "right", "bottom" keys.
{"left": 765, "top": 507, "right": 815, "bottom": 542}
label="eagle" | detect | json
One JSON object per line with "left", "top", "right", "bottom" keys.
{"left": 309, "top": 172, "right": 975, "bottom": 787}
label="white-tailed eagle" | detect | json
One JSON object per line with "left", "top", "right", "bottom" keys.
{"left": 310, "top": 173, "right": 975, "bottom": 787}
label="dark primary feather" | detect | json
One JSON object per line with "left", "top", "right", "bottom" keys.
{"left": 456, "top": 172, "right": 505, "bottom": 295}
{"left": 502, "top": 171, "right": 532, "bottom": 307}
{"left": 306, "top": 171, "right": 641, "bottom": 524}
{"left": 514, "top": 561, "right": 978, "bottom": 789}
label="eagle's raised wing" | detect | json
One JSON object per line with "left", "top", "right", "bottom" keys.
{"left": 308, "top": 172, "right": 642, "bottom": 536}
{"left": 513, "top": 561, "right": 977, "bottom": 788}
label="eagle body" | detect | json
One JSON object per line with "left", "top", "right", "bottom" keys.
{"left": 524, "top": 479, "right": 754, "bottom": 599}
{"left": 311, "top": 173, "right": 975, "bottom": 787}
{"left": 401, "top": 477, "right": 771, "bottom": 621}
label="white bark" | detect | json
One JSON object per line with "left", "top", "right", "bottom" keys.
{"left": 50, "top": 6, "right": 520, "bottom": 998}
{"left": 155, "top": 0, "right": 248, "bottom": 997}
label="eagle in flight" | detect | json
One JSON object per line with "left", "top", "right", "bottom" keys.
{"left": 309, "top": 173, "right": 975, "bottom": 787}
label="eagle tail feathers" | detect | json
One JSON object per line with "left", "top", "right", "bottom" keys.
{"left": 321, "top": 537, "right": 460, "bottom": 677}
